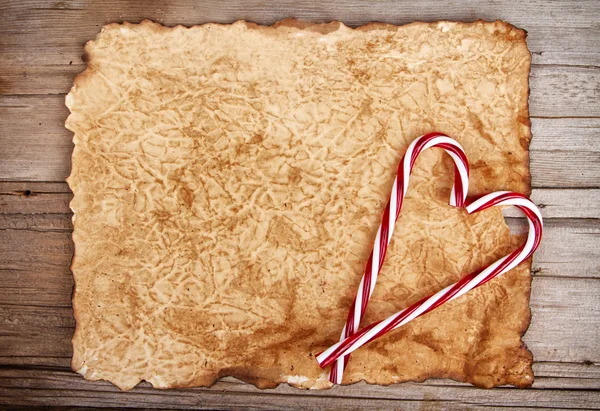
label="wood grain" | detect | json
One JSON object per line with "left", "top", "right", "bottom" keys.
{"left": 1, "top": 95, "right": 600, "bottom": 184}
{"left": 3, "top": 59, "right": 600, "bottom": 102}
{"left": 1, "top": 213, "right": 598, "bottom": 279}
{"left": 504, "top": 189, "right": 600, "bottom": 219}
{"left": 0, "top": 0, "right": 599, "bottom": 407}
{"left": 0, "top": 0, "right": 598, "bottom": 80}
{"left": 0, "top": 275, "right": 597, "bottom": 365}
{"left": 2, "top": 183, "right": 599, "bottom": 219}
{"left": 0, "top": 367, "right": 599, "bottom": 410}
{"left": 4, "top": 190, "right": 600, "bottom": 282}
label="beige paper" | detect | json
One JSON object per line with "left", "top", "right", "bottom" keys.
{"left": 66, "top": 19, "right": 533, "bottom": 390}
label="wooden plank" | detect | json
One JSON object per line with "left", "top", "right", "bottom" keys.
{"left": 1, "top": 95, "right": 600, "bottom": 185}
{"left": 0, "top": 95, "right": 72, "bottom": 182}
{"left": 504, "top": 189, "right": 600, "bottom": 219}
{"left": 3, "top": 182, "right": 599, "bottom": 219}
{"left": 0, "top": 275, "right": 598, "bottom": 364}
{"left": 0, "top": 0, "right": 598, "bottom": 97}
{"left": 1, "top": 211, "right": 598, "bottom": 278}
{"left": 530, "top": 117, "right": 600, "bottom": 152}
{"left": 0, "top": 360, "right": 596, "bottom": 390}
{"left": 0, "top": 193, "right": 72, "bottom": 215}
{"left": 1, "top": 0, "right": 596, "bottom": 32}
{"left": 0, "top": 230, "right": 73, "bottom": 271}
{"left": 530, "top": 150, "right": 600, "bottom": 189}
{"left": 0, "top": 267, "right": 73, "bottom": 307}
{"left": 503, "top": 218, "right": 600, "bottom": 279}
{"left": 0, "top": 356, "right": 70, "bottom": 368}
{"left": 529, "top": 65, "right": 600, "bottom": 118}
{"left": 532, "top": 362, "right": 600, "bottom": 390}
{"left": 0, "top": 63, "right": 83, "bottom": 96}
{"left": 0, "top": 213, "right": 72, "bottom": 231}
{"left": 525, "top": 277, "right": 600, "bottom": 364}
{"left": 531, "top": 219, "right": 600, "bottom": 279}
{"left": 0, "top": 305, "right": 74, "bottom": 359}
{"left": 1, "top": 66, "right": 598, "bottom": 118}
{"left": 0, "top": 181, "right": 72, "bottom": 194}
{"left": 534, "top": 361, "right": 600, "bottom": 379}
{"left": 0, "top": 367, "right": 599, "bottom": 410}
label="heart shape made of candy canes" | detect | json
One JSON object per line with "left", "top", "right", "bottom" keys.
{"left": 316, "top": 132, "right": 543, "bottom": 384}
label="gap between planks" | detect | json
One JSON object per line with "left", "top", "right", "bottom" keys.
{"left": 1, "top": 0, "right": 599, "bottom": 69}
{"left": 2, "top": 65, "right": 599, "bottom": 115}
{"left": 1, "top": 1, "right": 599, "bottom": 408}
{"left": 0, "top": 213, "right": 599, "bottom": 278}
{"left": 0, "top": 367, "right": 599, "bottom": 410}
{"left": 2, "top": 93, "right": 600, "bottom": 184}
{"left": 0, "top": 364, "right": 598, "bottom": 392}
{"left": 2, "top": 182, "right": 599, "bottom": 219}
{"left": 0, "top": 263, "right": 598, "bottom": 364}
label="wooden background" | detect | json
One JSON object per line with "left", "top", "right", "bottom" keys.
{"left": 0, "top": 0, "right": 599, "bottom": 409}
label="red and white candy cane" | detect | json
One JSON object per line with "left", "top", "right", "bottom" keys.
{"left": 328, "top": 132, "right": 470, "bottom": 384}
{"left": 317, "top": 191, "right": 543, "bottom": 373}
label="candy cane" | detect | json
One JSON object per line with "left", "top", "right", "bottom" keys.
{"left": 316, "top": 191, "right": 543, "bottom": 371}
{"left": 328, "top": 132, "right": 470, "bottom": 384}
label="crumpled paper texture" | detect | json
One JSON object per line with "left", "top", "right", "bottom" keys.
{"left": 66, "top": 19, "right": 533, "bottom": 390}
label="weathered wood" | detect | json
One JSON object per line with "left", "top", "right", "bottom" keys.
{"left": 503, "top": 189, "right": 600, "bottom": 219}
{"left": 1, "top": 95, "right": 600, "bottom": 184}
{"left": 0, "top": 0, "right": 599, "bottom": 95}
{"left": 529, "top": 65, "right": 600, "bottom": 118}
{"left": 525, "top": 277, "right": 600, "bottom": 364}
{"left": 0, "top": 275, "right": 598, "bottom": 364}
{"left": 0, "top": 193, "right": 73, "bottom": 216}
{"left": 0, "top": 356, "right": 70, "bottom": 368}
{"left": 1, "top": 213, "right": 597, "bottom": 278}
{"left": 3, "top": 182, "right": 599, "bottom": 219}
{"left": 0, "top": 183, "right": 73, "bottom": 216}
{"left": 1, "top": 0, "right": 599, "bottom": 406}
{"left": 0, "top": 367, "right": 599, "bottom": 410}
{"left": 1, "top": 66, "right": 598, "bottom": 116}
{"left": 531, "top": 362, "right": 600, "bottom": 390}
{"left": 0, "top": 213, "right": 72, "bottom": 231}
{"left": 531, "top": 219, "right": 600, "bottom": 278}
{"left": 0, "top": 266, "right": 73, "bottom": 308}
{"left": 0, "top": 305, "right": 74, "bottom": 359}
{"left": 530, "top": 117, "right": 600, "bottom": 152}
{"left": 0, "top": 95, "right": 72, "bottom": 182}
{"left": 0, "top": 181, "right": 72, "bottom": 194}
{"left": 530, "top": 150, "right": 600, "bottom": 189}
{"left": 534, "top": 361, "right": 600, "bottom": 379}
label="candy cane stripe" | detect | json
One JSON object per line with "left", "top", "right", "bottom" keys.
{"left": 317, "top": 190, "right": 543, "bottom": 370}
{"left": 328, "top": 133, "right": 470, "bottom": 384}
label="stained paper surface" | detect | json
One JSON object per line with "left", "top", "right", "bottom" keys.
{"left": 67, "top": 19, "right": 533, "bottom": 390}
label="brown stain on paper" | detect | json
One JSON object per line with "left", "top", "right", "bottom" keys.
{"left": 66, "top": 19, "right": 533, "bottom": 391}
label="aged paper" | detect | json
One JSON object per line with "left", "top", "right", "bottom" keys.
{"left": 66, "top": 19, "right": 533, "bottom": 390}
